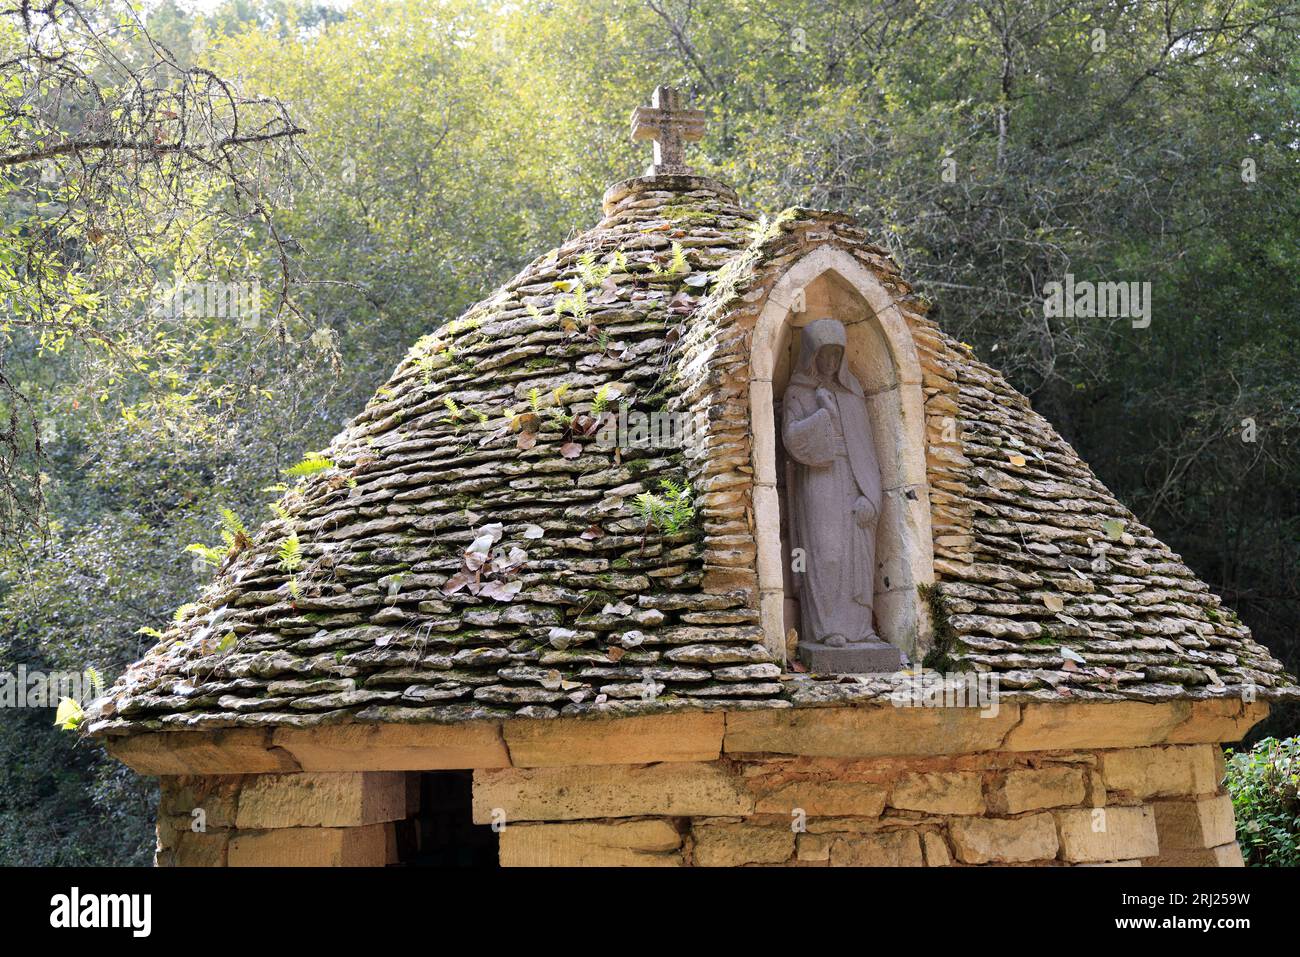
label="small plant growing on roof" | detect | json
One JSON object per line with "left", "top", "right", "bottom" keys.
{"left": 667, "top": 240, "right": 690, "bottom": 275}
{"left": 577, "top": 251, "right": 613, "bottom": 286}
{"left": 278, "top": 531, "right": 305, "bottom": 599}
{"left": 278, "top": 532, "right": 303, "bottom": 573}
{"left": 557, "top": 284, "right": 589, "bottom": 323}
{"left": 54, "top": 696, "right": 84, "bottom": 731}
{"left": 185, "top": 507, "right": 252, "bottom": 570}
{"left": 283, "top": 453, "right": 335, "bottom": 479}
{"left": 632, "top": 478, "right": 695, "bottom": 547}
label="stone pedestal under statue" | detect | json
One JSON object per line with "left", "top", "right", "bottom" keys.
{"left": 797, "top": 638, "right": 904, "bottom": 674}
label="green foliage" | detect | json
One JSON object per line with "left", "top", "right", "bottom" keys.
{"left": 633, "top": 479, "right": 695, "bottom": 536}
{"left": 1225, "top": 737, "right": 1300, "bottom": 867}
{"left": 53, "top": 697, "right": 84, "bottom": 731}
{"left": 218, "top": 508, "right": 248, "bottom": 546}
{"left": 282, "top": 454, "right": 335, "bottom": 479}
{"left": 183, "top": 542, "right": 225, "bottom": 568}
{"left": 918, "top": 583, "right": 959, "bottom": 672}
{"left": 667, "top": 241, "right": 689, "bottom": 275}
{"left": 277, "top": 533, "right": 303, "bottom": 573}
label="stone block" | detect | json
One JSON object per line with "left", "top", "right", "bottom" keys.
{"left": 155, "top": 822, "right": 230, "bottom": 867}
{"left": 827, "top": 829, "right": 923, "bottom": 866}
{"left": 1055, "top": 806, "right": 1159, "bottom": 862}
{"left": 472, "top": 762, "right": 752, "bottom": 823}
{"left": 1150, "top": 795, "right": 1236, "bottom": 849}
{"left": 890, "top": 771, "right": 984, "bottom": 815}
{"left": 796, "top": 832, "right": 834, "bottom": 863}
{"left": 998, "top": 767, "right": 1087, "bottom": 813}
{"left": 500, "top": 820, "right": 682, "bottom": 867}
{"left": 1003, "top": 702, "right": 1186, "bottom": 751}
{"left": 234, "top": 772, "right": 406, "bottom": 829}
{"left": 503, "top": 712, "right": 723, "bottom": 767}
{"left": 1165, "top": 699, "right": 1269, "bottom": 744}
{"left": 227, "top": 823, "right": 393, "bottom": 866}
{"left": 1145, "top": 841, "right": 1244, "bottom": 868}
{"left": 754, "top": 780, "right": 888, "bottom": 817}
{"left": 724, "top": 704, "right": 1021, "bottom": 758}
{"left": 693, "top": 822, "right": 794, "bottom": 866}
{"left": 107, "top": 729, "right": 298, "bottom": 775}
{"left": 950, "top": 814, "right": 1059, "bottom": 864}
{"left": 1100, "top": 746, "right": 1220, "bottom": 798}
{"left": 158, "top": 775, "right": 242, "bottom": 828}
{"left": 797, "top": 639, "right": 902, "bottom": 675}
{"left": 922, "top": 831, "right": 953, "bottom": 866}
{"left": 271, "top": 721, "right": 509, "bottom": 771}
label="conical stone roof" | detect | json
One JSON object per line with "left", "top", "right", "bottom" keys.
{"left": 85, "top": 169, "right": 1298, "bottom": 738}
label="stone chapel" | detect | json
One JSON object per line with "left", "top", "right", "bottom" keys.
{"left": 86, "top": 87, "right": 1298, "bottom": 867}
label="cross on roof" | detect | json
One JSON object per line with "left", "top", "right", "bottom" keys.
{"left": 630, "top": 86, "right": 706, "bottom": 176}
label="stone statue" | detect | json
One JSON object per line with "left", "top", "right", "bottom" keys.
{"left": 782, "top": 318, "right": 899, "bottom": 673}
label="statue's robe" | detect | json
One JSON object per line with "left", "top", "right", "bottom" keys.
{"left": 782, "top": 319, "right": 883, "bottom": 645}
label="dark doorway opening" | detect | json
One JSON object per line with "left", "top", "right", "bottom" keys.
{"left": 393, "top": 770, "right": 499, "bottom": 867}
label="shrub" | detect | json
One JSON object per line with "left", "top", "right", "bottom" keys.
{"left": 1224, "top": 736, "right": 1300, "bottom": 867}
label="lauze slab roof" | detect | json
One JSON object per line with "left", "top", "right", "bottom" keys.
{"left": 84, "top": 171, "right": 1298, "bottom": 739}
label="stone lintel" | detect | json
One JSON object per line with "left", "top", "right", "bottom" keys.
{"left": 103, "top": 698, "right": 1270, "bottom": 775}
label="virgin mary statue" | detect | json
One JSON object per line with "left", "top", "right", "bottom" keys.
{"left": 782, "top": 318, "right": 885, "bottom": 652}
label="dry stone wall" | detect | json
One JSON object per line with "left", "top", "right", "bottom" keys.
{"left": 480, "top": 744, "right": 1241, "bottom": 867}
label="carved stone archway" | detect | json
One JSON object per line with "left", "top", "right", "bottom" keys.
{"left": 749, "top": 246, "right": 934, "bottom": 666}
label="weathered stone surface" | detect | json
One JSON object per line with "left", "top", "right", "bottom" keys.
{"left": 227, "top": 823, "right": 393, "bottom": 866}
{"left": 754, "top": 780, "right": 888, "bottom": 817}
{"left": 1055, "top": 806, "right": 1159, "bottom": 862}
{"left": 155, "top": 822, "right": 231, "bottom": 867}
{"left": 1165, "top": 700, "right": 1271, "bottom": 744}
{"left": 503, "top": 712, "right": 723, "bottom": 767}
{"left": 1150, "top": 795, "right": 1236, "bottom": 849}
{"left": 1145, "top": 841, "right": 1244, "bottom": 867}
{"left": 472, "top": 762, "right": 752, "bottom": 823}
{"left": 271, "top": 722, "right": 509, "bottom": 771}
{"left": 234, "top": 772, "right": 406, "bottom": 829}
{"left": 500, "top": 820, "right": 682, "bottom": 866}
{"left": 107, "top": 730, "right": 299, "bottom": 775}
{"left": 1003, "top": 702, "right": 1187, "bottom": 751}
{"left": 820, "top": 829, "right": 924, "bottom": 866}
{"left": 159, "top": 775, "right": 242, "bottom": 828}
{"left": 950, "top": 814, "right": 1059, "bottom": 864}
{"left": 1100, "top": 745, "right": 1219, "bottom": 798}
{"left": 692, "top": 822, "right": 794, "bottom": 866}
{"left": 724, "top": 704, "right": 1021, "bottom": 758}
{"left": 998, "top": 767, "right": 1086, "bottom": 813}
{"left": 890, "top": 771, "right": 984, "bottom": 815}
{"left": 922, "top": 831, "right": 953, "bottom": 866}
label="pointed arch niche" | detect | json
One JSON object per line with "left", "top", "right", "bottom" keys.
{"left": 750, "top": 246, "right": 934, "bottom": 667}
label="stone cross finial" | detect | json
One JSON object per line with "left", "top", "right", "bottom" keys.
{"left": 631, "top": 86, "right": 705, "bottom": 176}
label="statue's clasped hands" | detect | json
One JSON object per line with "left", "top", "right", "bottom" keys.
{"left": 815, "top": 387, "right": 837, "bottom": 416}
{"left": 852, "top": 495, "right": 878, "bottom": 529}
